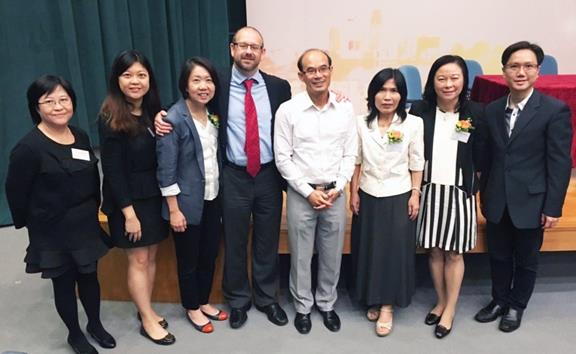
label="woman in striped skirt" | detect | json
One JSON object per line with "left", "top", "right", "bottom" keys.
{"left": 409, "top": 55, "right": 484, "bottom": 339}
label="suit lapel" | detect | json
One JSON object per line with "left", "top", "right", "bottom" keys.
{"left": 367, "top": 119, "right": 387, "bottom": 149}
{"left": 422, "top": 106, "right": 436, "bottom": 161}
{"left": 218, "top": 68, "right": 232, "bottom": 157}
{"left": 508, "top": 90, "right": 541, "bottom": 145}
{"left": 494, "top": 98, "right": 509, "bottom": 145}
{"left": 181, "top": 105, "right": 205, "bottom": 176}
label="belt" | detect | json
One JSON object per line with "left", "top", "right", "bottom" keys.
{"left": 225, "top": 161, "right": 274, "bottom": 171}
{"left": 308, "top": 181, "right": 336, "bottom": 191}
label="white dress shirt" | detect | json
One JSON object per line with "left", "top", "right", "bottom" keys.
{"left": 192, "top": 117, "right": 219, "bottom": 201}
{"left": 356, "top": 113, "right": 424, "bottom": 197}
{"left": 430, "top": 108, "right": 459, "bottom": 185}
{"left": 506, "top": 88, "right": 533, "bottom": 133}
{"left": 274, "top": 92, "right": 357, "bottom": 197}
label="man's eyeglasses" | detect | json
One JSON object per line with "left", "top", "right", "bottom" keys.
{"left": 232, "top": 42, "right": 263, "bottom": 51}
{"left": 504, "top": 63, "right": 539, "bottom": 73}
{"left": 38, "top": 97, "right": 72, "bottom": 108}
{"left": 302, "top": 65, "right": 332, "bottom": 76}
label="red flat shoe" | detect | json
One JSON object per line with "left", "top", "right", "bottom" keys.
{"left": 187, "top": 313, "right": 214, "bottom": 334}
{"left": 202, "top": 309, "right": 229, "bottom": 321}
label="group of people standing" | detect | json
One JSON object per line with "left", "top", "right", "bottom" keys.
{"left": 5, "top": 24, "right": 572, "bottom": 354}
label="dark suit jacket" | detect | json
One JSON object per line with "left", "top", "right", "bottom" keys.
{"left": 409, "top": 100, "right": 485, "bottom": 196}
{"left": 479, "top": 89, "right": 572, "bottom": 228}
{"left": 156, "top": 98, "right": 222, "bottom": 225}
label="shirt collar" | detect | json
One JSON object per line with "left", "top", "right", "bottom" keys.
{"left": 231, "top": 65, "right": 263, "bottom": 85}
{"left": 506, "top": 88, "right": 534, "bottom": 111}
{"left": 368, "top": 113, "right": 401, "bottom": 130}
{"left": 299, "top": 91, "right": 336, "bottom": 112}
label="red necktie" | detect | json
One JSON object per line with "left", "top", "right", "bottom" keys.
{"left": 244, "top": 79, "right": 260, "bottom": 177}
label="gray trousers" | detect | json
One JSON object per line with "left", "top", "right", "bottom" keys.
{"left": 286, "top": 186, "right": 346, "bottom": 314}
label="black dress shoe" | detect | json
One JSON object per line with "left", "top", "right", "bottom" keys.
{"left": 137, "top": 312, "right": 169, "bottom": 329}
{"left": 425, "top": 312, "right": 441, "bottom": 326}
{"left": 434, "top": 324, "right": 452, "bottom": 339}
{"left": 139, "top": 325, "right": 176, "bottom": 345}
{"left": 67, "top": 334, "right": 98, "bottom": 354}
{"left": 256, "top": 303, "right": 288, "bottom": 326}
{"left": 294, "top": 313, "right": 312, "bottom": 334}
{"left": 229, "top": 308, "right": 248, "bottom": 329}
{"left": 319, "top": 309, "right": 341, "bottom": 332}
{"left": 474, "top": 301, "right": 508, "bottom": 323}
{"left": 86, "top": 325, "right": 116, "bottom": 349}
{"left": 499, "top": 308, "right": 523, "bottom": 333}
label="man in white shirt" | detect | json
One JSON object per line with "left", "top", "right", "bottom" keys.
{"left": 274, "top": 49, "right": 357, "bottom": 334}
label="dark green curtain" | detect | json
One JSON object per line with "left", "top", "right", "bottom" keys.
{"left": 0, "top": 0, "right": 230, "bottom": 225}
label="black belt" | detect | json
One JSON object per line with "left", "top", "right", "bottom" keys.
{"left": 225, "top": 161, "right": 274, "bottom": 171}
{"left": 308, "top": 181, "right": 336, "bottom": 191}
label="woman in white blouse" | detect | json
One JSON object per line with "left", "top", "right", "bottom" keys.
{"left": 350, "top": 68, "right": 424, "bottom": 337}
{"left": 156, "top": 57, "right": 228, "bottom": 334}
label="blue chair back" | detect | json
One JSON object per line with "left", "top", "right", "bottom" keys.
{"left": 465, "top": 59, "right": 483, "bottom": 90}
{"left": 540, "top": 55, "right": 558, "bottom": 75}
{"left": 399, "top": 65, "right": 422, "bottom": 103}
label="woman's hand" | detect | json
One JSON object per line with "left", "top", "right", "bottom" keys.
{"left": 170, "top": 210, "right": 187, "bottom": 233}
{"left": 408, "top": 192, "right": 420, "bottom": 220}
{"left": 125, "top": 216, "right": 142, "bottom": 242}
{"left": 350, "top": 191, "right": 360, "bottom": 215}
{"left": 154, "top": 110, "right": 172, "bottom": 136}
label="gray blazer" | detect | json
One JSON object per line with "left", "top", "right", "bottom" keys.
{"left": 156, "top": 98, "right": 219, "bottom": 225}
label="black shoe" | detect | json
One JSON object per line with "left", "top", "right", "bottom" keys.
{"left": 294, "top": 313, "right": 312, "bottom": 334}
{"left": 137, "top": 312, "right": 168, "bottom": 329}
{"left": 434, "top": 324, "right": 452, "bottom": 339}
{"left": 474, "top": 301, "right": 508, "bottom": 323}
{"left": 86, "top": 324, "right": 116, "bottom": 349}
{"left": 229, "top": 307, "right": 248, "bottom": 329}
{"left": 256, "top": 303, "right": 288, "bottom": 326}
{"left": 425, "top": 312, "right": 441, "bottom": 326}
{"left": 68, "top": 334, "right": 98, "bottom": 354}
{"left": 499, "top": 308, "right": 523, "bottom": 333}
{"left": 319, "top": 309, "right": 341, "bottom": 332}
{"left": 139, "top": 325, "right": 176, "bottom": 345}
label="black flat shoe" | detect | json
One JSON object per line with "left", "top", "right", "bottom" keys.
{"left": 319, "top": 309, "right": 341, "bottom": 332}
{"left": 201, "top": 309, "right": 229, "bottom": 321}
{"left": 434, "top": 324, "right": 452, "bottom": 339}
{"left": 294, "top": 313, "right": 312, "bottom": 334}
{"left": 137, "top": 312, "right": 169, "bottom": 329}
{"left": 186, "top": 312, "right": 214, "bottom": 334}
{"left": 256, "top": 303, "right": 288, "bottom": 326}
{"left": 425, "top": 312, "right": 441, "bottom": 326}
{"left": 67, "top": 334, "right": 98, "bottom": 354}
{"left": 139, "top": 325, "right": 176, "bottom": 345}
{"left": 474, "top": 301, "right": 508, "bottom": 323}
{"left": 229, "top": 307, "right": 248, "bottom": 329}
{"left": 86, "top": 325, "right": 116, "bottom": 349}
{"left": 499, "top": 308, "right": 523, "bottom": 333}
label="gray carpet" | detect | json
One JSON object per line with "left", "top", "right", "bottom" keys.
{"left": 1, "top": 226, "right": 575, "bottom": 354}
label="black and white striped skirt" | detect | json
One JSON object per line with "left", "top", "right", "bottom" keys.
{"left": 416, "top": 183, "right": 477, "bottom": 253}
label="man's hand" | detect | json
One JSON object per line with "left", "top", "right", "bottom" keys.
{"left": 541, "top": 213, "right": 559, "bottom": 229}
{"left": 307, "top": 190, "right": 332, "bottom": 210}
{"left": 154, "top": 110, "right": 172, "bottom": 136}
{"left": 326, "top": 188, "right": 341, "bottom": 204}
{"left": 331, "top": 89, "right": 349, "bottom": 103}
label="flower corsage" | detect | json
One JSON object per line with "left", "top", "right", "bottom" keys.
{"left": 387, "top": 130, "right": 403, "bottom": 144}
{"left": 455, "top": 118, "right": 474, "bottom": 133}
{"left": 208, "top": 113, "right": 220, "bottom": 128}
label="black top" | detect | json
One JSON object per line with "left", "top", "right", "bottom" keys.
{"left": 98, "top": 114, "right": 162, "bottom": 215}
{"left": 5, "top": 126, "right": 108, "bottom": 276}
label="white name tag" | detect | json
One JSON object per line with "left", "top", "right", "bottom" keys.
{"left": 452, "top": 131, "right": 470, "bottom": 143}
{"left": 71, "top": 148, "right": 90, "bottom": 161}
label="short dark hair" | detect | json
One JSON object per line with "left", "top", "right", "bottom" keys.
{"left": 501, "top": 41, "right": 544, "bottom": 66}
{"left": 26, "top": 75, "right": 76, "bottom": 125}
{"left": 178, "top": 56, "right": 220, "bottom": 115}
{"left": 297, "top": 49, "right": 332, "bottom": 72}
{"left": 422, "top": 55, "right": 469, "bottom": 108}
{"left": 365, "top": 68, "right": 408, "bottom": 126}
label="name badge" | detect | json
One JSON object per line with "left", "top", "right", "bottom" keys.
{"left": 452, "top": 131, "right": 470, "bottom": 143}
{"left": 71, "top": 148, "right": 90, "bottom": 161}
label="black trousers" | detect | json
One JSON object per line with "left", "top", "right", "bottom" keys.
{"left": 486, "top": 208, "right": 544, "bottom": 310}
{"left": 173, "top": 198, "right": 221, "bottom": 310}
{"left": 221, "top": 164, "right": 283, "bottom": 308}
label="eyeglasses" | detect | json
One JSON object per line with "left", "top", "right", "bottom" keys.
{"left": 504, "top": 63, "right": 539, "bottom": 73}
{"left": 232, "top": 42, "right": 263, "bottom": 51}
{"left": 38, "top": 97, "right": 72, "bottom": 108}
{"left": 302, "top": 65, "right": 331, "bottom": 76}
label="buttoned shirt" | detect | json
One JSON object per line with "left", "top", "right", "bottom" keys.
{"left": 192, "top": 117, "right": 219, "bottom": 201}
{"left": 356, "top": 113, "right": 424, "bottom": 197}
{"left": 430, "top": 109, "right": 459, "bottom": 185}
{"left": 506, "top": 88, "right": 534, "bottom": 132}
{"left": 226, "top": 65, "right": 274, "bottom": 165}
{"left": 274, "top": 92, "right": 357, "bottom": 197}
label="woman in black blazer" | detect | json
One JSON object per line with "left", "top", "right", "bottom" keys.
{"left": 98, "top": 50, "right": 175, "bottom": 345}
{"left": 409, "top": 55, "right": 484, "bottom": 339}
{"left": 6, "top": 75, "right": 115, "bottom": 354}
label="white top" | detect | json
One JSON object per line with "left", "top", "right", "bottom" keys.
{"left": 274, "top": 92, "right": 357, "bottom": 197}
{"left": 356, "top": 113, "right": 424, "bottom": 197}
{"left": 192, "top": 117, "right": 219, "bottom": 201}
{"left": 506, "top": 88, "right": 534, "bottom": 134}
{"left": 430, "top": 108, "right": 459, "bottom": 185}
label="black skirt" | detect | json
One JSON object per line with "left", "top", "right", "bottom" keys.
{"left": 351, "top": 190, "right": 416, "bottom": 308}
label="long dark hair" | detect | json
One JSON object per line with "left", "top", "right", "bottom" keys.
{"left": 422, "top": 55, "right": 469, "bottom": 110}
{"left": 365, "top": 68, "right": 407, "bottom": 127}
{"left": 100, "top": 49, "right": 161, "bottom": 134}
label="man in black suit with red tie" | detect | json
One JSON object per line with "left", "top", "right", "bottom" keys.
{"left": 475, "top": 41, "right": 572, "bottom": 332}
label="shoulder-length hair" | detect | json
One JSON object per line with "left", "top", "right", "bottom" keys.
{"left": 178, "top": 56, "right": 220, "bottom": 116}
{"left": 27, "top": 75, "right": 76, "bottom": 125}
{"left": 100, "top": 49, "right": 161, "bottom": 134}
{"left": 422, "top": 55, "right": 469, "bottom": 110}
{"left": 365, "top": 68, "right": 407, "bottom": 127}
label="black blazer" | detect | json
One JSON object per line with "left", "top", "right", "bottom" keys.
{"left": 479, "top": 89, "right": 572, "bottom": 228}
{"left": 409, "top": 100, "right": 485, "bottom": 196}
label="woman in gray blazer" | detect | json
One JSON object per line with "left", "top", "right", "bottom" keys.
{"left": 156, "top": 57, "right": 227, "bottom": 334}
